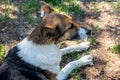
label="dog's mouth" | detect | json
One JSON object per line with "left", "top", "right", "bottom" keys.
{"left": 69, "top": 28, "right": 91, "bottom": 40}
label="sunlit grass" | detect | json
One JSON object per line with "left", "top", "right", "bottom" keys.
{"left": 47, "top": 0, "right": 84, "bottom": 16}
{"left": 0, "top": 44, "right": 6, "bottom": 62}
{"left": 0, "top": 0, "right": 13, "bottom": 21}
{"left": 91, "top": 3, "right": 100, "bottom": 12}
{"left": 108, "top": 44, "right": 120, "bottom": 54}
{"left": 88, "top": 36, "right": 96, "bottom": 45}
{"left": 113, "top": 0, "right": 120, "bottom": 14}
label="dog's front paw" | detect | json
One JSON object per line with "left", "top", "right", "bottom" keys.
{"left": 78, "top": 55, "right": 93, "bottom": 66}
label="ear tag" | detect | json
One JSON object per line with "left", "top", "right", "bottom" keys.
{"left": 41, "top": 11, "right": 45, "bottom": 17}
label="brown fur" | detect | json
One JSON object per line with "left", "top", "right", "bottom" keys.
{"left": 28, "top": 1, "right": 83, "bottom": 80}
{"left": 28, "top": 2, "right": 81, "bottom": 45}
{"left": 41, "top": 70, "right": 57, "bottom": 80}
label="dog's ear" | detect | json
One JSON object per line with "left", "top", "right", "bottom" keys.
{"left": 40, "top": 1, "right": 54, "bottom": 17}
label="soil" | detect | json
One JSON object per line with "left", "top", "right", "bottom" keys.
{"left": 73, "top": 1, "right": 120, "bottom": 80}
{"left": 0, "top": 1, "right": 120, "bottom": 80}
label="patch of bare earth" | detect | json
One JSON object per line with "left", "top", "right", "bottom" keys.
{"left": 64, "top": 1, "right": 120, "bottom": 80}
{"left": 0, "top": 1, "right": 37, "bottom": 50}
{"left": 76, "top": 2, "right": 120, "bottom": 80}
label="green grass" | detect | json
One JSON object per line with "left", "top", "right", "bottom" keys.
{"left": 20, "top": 0, "right": 39, "bottom": 15}
{"left": 44, "top": 0, "right": 62, "bottom": 5}
{"left": 113, "top": 0, "right": 120, "bottom": 14}
{"left": 19, "top": 0, "right": 84, "bottom": 25}
{"left": 69, "top": 67, "right": 82, "bottom": 80}
{"left": 91, "top": 3, "right": 100, "bottom": 12}
{"left": 71, "top": 52, "right": 82, "bottom": 60}
{"left": 47, "top": 0, "right": 84, "bottom": 15}
{"left": 0, "top": 0, "right": 12, "bottom": 22}
{"left": 19, "top": 0, "right": 41, "bottom": 25}
{"left": 0, "top": 10, "right": 10, "bottom": 22}
{"left": 88, "top": 36, "right": 96, "bottom": 45}
{"left": 93, "top": 7, "right": 99, "bottom": 12}
{"left": 0, "top": 37, "right": 7, "bottom": 42}
{"left": 108, "top": 44, "right": 120, "bottom": 54}
{"left": 0, "top": 44, "right": 6, "bottom": 62}
{"left": 104, "top": 0, "right": 111, "bottom": 2}
{"left": 77, "top": 40, "right": 82, "bottom": 44}
{"left": 26, "top": 13, "right": 41, "bottom": 25}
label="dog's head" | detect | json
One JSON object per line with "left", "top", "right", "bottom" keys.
{"left": 29, "top": 1, "right": 91, "bottom": 44}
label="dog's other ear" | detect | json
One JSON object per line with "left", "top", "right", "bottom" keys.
{"left": 40, "top": 1, "right": 54, "bottom": 17}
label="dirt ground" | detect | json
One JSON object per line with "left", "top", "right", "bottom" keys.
{"left": 0, "top": 0, "right": 120, "bottom": 80}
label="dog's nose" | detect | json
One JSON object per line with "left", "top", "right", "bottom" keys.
{"left": 86, "top": 29, "right": 91, "bottom": 35}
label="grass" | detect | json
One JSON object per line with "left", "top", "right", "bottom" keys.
{"left": 69, "top": 67, "right": 82, "bottom": 80}
{"left": 26, "top": 13, "right": 41, "bottom": 25}
{"left": 0, "top": 0, "right": 12, "bottom": 22}
{"left": 108, "top": 44, "right": 120, "bottom": 54}
{"left": 0, "top": 0, "right": 10, "bottom": 3}
{"left": 104, "top": 0, "right": 111, "bottom": 2}
{"left": 71, "top": 52, "right": 82, "bottom": 60}
{"left": 20, "top": 0, "right": 39, "bottom": 15}
{"left": 0, "top": 44, "right": 6, "bottom": 62}
{"left": 88, "top": 36, "right": 96, "bottom": 45}
{"left": 44, "top": 0, "right": 61, "bottom": 5}
{"left": 113, "top": 0, "right": 120, "bottom": 14}
{"left": 0, "top": 0, "right": 84, "bottom": 24}
{"left": 0, "top": 37, "right": 7, "bottom": 42}
{"left": 46, "top": 0, "right": 84, "bottom": 16}
{"left": 19, "top": 0, "right": 41, "bottom": 25}
{"left": 92, "top": 3, "right": 100, "bottom": 12}
{"left": 0, "top": 0, "right": 40, "bottom": 24}
{"left": 92, "top": 4, "right": 100, "bottom": 12}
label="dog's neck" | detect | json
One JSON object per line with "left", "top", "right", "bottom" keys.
{"left": 17, "top": 37, "right": 62, "bottom": 74}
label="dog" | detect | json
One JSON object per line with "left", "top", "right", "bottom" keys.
{"left": 0, "top": 1, "right": 93, "bottom": 80}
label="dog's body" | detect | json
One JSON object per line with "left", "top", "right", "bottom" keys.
{"left": 0, "top": 38, "right": 59, "bottom": 80}
{"left": 0, "top": 1, "right": 93, "bottom": 80}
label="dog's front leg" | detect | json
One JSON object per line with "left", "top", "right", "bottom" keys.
{"left": 56, "top": 55, "right": 93, "bottom": 80}
{"left": 60, "top": 42, "right": 90, "bottom": 55}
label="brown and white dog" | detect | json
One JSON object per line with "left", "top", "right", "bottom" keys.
{"left": 0, "top": 1, "right": 93, "bottom": 80}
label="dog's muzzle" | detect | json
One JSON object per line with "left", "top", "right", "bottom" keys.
{"left": 71, "top": 28, "right": 91, "bottom": 40}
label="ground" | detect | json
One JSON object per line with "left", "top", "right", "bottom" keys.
{"left": 0, "top": 0, "right": 120, "bottom": 80}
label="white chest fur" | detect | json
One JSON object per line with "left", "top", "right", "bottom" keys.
{"left": 17, "top": 38, "right": 62, "bottom": 74}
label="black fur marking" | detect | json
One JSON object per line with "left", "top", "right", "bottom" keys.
{"left": 0, "top": 46, "right": 48, "bottom": 80}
